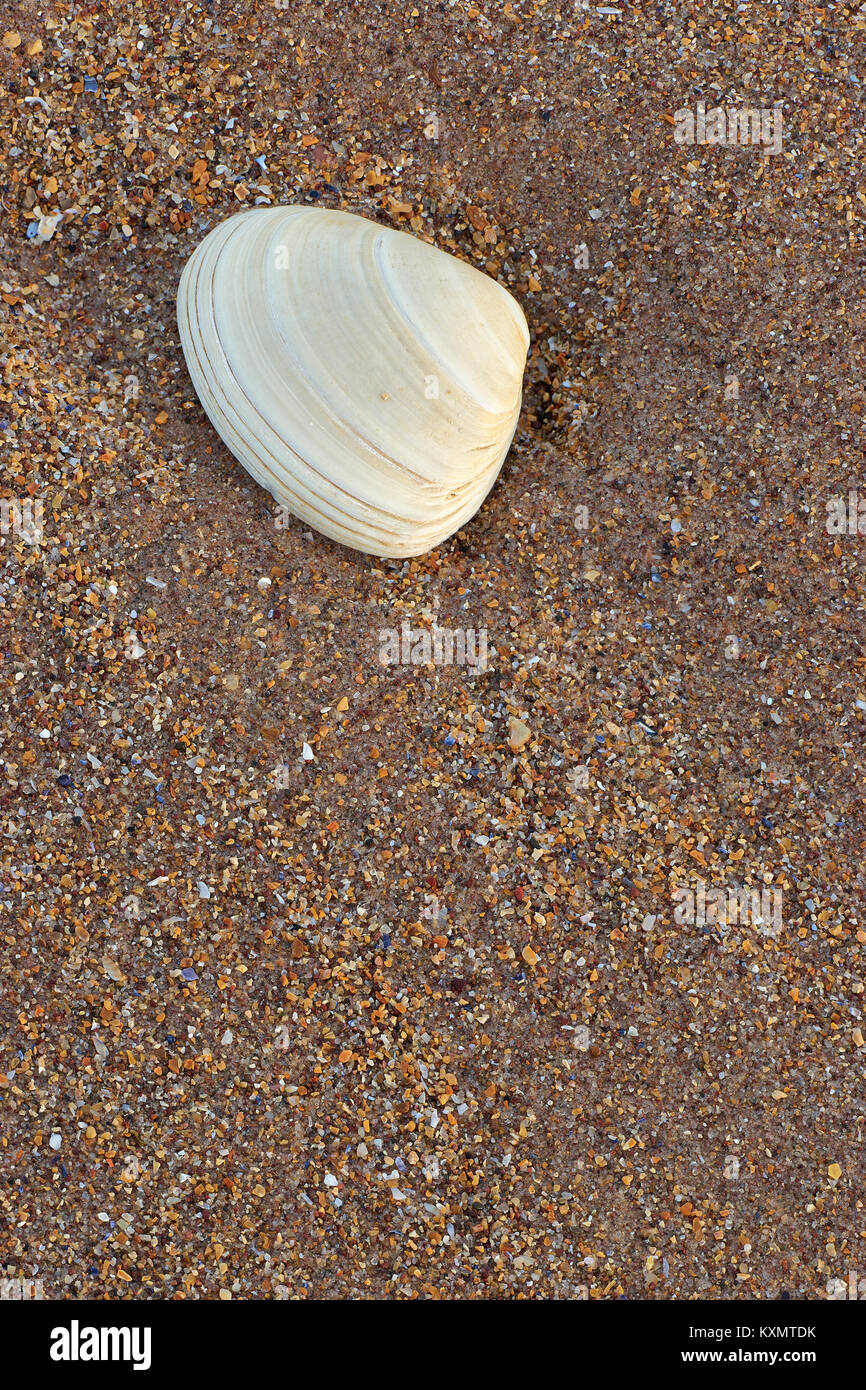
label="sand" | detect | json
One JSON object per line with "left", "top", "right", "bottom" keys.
{"left": 0, "top": 1, "right": 863, "bottom": 1299}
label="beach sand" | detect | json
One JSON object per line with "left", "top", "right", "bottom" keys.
{"left": 0, "top": 1, "right": 863, "bottom": 1299}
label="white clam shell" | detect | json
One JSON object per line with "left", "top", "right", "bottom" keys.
{"left": 177, "top": 206, "right": 529, "bottom": 558}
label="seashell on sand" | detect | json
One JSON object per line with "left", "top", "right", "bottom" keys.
{"left": 177, "top": 206, "right": 529, "bottom": 558}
